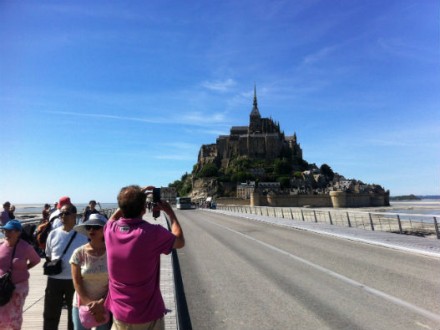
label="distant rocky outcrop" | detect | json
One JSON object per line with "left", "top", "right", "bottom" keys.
{"left": 389, "top": 194, "right": 421, "bottom": 201}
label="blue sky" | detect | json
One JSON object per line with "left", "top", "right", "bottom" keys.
{"left": 1, "top": 0, "right": 439, "bottom": 203}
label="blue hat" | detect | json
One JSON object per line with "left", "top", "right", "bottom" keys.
{"left": 0, "top": 220, "right": 22, "bottom": 231}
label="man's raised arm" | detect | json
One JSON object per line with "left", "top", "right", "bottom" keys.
{"left": 159, "top": 201, "right": 185, "bottom": 249}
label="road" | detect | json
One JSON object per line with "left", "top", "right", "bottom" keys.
{"left": 175, "top": 209, "right": 440, "bottom": 330}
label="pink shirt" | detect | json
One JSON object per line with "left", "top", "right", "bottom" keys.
{"left": 104, "top": 218, "right": 175, "bottom": 324}
{"left": 0, "top": 239, "right": 41, "bottom": 284}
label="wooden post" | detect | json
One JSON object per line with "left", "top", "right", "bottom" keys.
{"left": 397, "top": 214, "right": 403, "bottom": 234}
{"left": 369, "top": 213, "right": 375, "bottom": 231}
{"left": 328, "top": 211, "right": 333, "bottom": 225}
{"left": 346, "top": 212, "right": 351, "bottom": 227}
{"left": 433, "top": 217, "right": 439, "bottom": 239}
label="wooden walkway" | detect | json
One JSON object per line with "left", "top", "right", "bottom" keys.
{"left": 18, "top": 214, "right": 178, "bottom": 329}
{"left": 22, "top": 265, "right": 68, "bottom": 329}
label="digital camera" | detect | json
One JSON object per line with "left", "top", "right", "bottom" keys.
{"left": 152, "top": 188, "right": 161, "bottom": 218}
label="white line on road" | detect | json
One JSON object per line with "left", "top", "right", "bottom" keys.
{"left": 209, "top": 220, "right": 440, "bottom": 323}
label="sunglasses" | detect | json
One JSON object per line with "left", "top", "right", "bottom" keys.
{"left": 85, "top": 225, "right": 102, "bottom": 231}
{"left": 60, "top": 211, "right": 72, "bottom": 217}
{"left": 0, "top": 229, "right": 14, "bottom": 234}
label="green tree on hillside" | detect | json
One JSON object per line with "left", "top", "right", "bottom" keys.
{"left": 198, "top": 163, "right": 219, "bottom": 178}
{"left": 274, "top": 158, "right": 292, "bottom": 176}
{"left": 168, "top": 172, "right": 192, "bottom": 196}
{"left": 320, "top": 163, "right": 334, "bottom": 180}
{"left": 277, "top": 176, "right": 291, "bottom": 189}
{"left": 231, "top": 171, "right": 254, "bottom": 183}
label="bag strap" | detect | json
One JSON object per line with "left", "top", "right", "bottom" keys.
{"left": 61, "top": 232, "right": 77, "bottom": 258}
{"left": 8, "top": 240, "right": 18, "bottom": 272}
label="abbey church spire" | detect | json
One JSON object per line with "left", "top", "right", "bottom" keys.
{"left": 250, "top": 84, "right": 261, "bottom": 118}
{"left": 249, "top": 84, "right": 262, "bottom": 133}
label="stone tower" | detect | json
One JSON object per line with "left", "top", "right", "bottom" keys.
{"left": 197, "top": 86, "right": 303, "bottom": 171}
{"left": 249, "top": 85, "right": 262, "bottom": 133}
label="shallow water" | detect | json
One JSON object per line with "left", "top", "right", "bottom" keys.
{"left": 12, "top": 203, "right": 119, "bottom": 216}
{"left": 376, "top": 200, "right": 440, "bottom": 216}
{"left": 1, "top": 203, "right": 118, "bottom": 239}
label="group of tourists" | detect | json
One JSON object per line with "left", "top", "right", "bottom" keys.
{"left": 0, "top": 185, "right": 185, "bottom": 330}
{"left": 1, "top": 201, "right": 16, "bottom": 225}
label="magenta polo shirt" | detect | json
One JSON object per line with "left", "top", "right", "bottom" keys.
{"left": 104, "top": 217, "right": 176, "bottom": 324}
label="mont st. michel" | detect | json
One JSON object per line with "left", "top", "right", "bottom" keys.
{"left": 173, "top": 87, "right": 389, "bottom": 208}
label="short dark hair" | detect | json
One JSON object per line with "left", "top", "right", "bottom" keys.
{"left": 117, "top": 185, "right": 146, "bottom": 218}
{"left": 89, "top": 200, "right": 96, "bottom": 205}
{"left": 63, "top": 204, "right": 77, "bottom": 214}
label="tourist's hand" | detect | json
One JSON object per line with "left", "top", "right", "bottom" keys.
{"left": 88, "top": 299, "right": 106, "bottom": 321}
{"left": 109, "top": 208, "right": 123, "bottom": 221}
{"left": 141, "top": 186, "right": 156, "bottom": 193}
{"left": 157, "top": 200, "right": 172, "bottom": 214}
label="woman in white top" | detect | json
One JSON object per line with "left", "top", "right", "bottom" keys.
{"left": 70, "top": 214, "right": 110, "bottom": 330}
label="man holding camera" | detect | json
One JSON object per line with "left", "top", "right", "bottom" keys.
{"left": 105, "top": 185, "right": 185, "bottom": 330}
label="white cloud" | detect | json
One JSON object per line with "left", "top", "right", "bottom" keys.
{"left": 202, "top": 79, "right": 237, "bottom": 92}
{"left": 181, "top": 111, "right": 228, "bottom": 125}
{"left": 302, "top": 45, "right": 338, "bottom": 66}
{"left": 376, "top": 38, "right": 437, "bottom": 63}
{"left": 44, "top": 109, "right": 230, "bottom": 128}
{"left": 44, "top": 110, "right": 163, "bottom": 124}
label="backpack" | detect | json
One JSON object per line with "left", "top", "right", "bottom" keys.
{"left": 35, "top": 217, "right": 57, "bottom": 250}
{"left": 20, "top": 223, "right": 37, "bottom": 246}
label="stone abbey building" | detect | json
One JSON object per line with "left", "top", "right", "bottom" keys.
{"left": 194, "top": 87, "right": 389, "bottom": 208}
{"left": 198, "top": 87, "right": 302, "bottom": 170}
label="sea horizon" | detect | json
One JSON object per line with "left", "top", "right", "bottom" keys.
{"left": 6, "top": 198, "right": 440, "bottom": 217}
{"left": 9, "top": 203, "right": 118, "bottom": 217}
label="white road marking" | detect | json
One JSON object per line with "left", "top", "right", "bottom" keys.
{"left": 210, "top": 220, "right": 440, "bottom": 323}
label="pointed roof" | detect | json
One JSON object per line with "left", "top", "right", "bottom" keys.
{"left": 250, "top": 84, "right": 261, "bottom": 118}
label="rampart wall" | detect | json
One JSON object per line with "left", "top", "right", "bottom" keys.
{"left": 216, "top": 197, "right": 250, "bottom": 206}
{"left": 216, "top": 191, "right": 389, "bottom": 208}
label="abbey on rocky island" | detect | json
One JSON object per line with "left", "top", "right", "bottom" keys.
{"left": 198, "top": 86, "right": 303, "bottom": 170}
{"left": 193, "top": 87, "right": 389, "bottom": 208}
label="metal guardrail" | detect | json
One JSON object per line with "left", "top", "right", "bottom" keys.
{"left": 100, "top": 208, "right": 117, "bottom": 219}
{"left": 216, "top": 205, "right": 440, "bottom": 239}
{"left": 17, "top": 208, "right": 117, "bottom": 225}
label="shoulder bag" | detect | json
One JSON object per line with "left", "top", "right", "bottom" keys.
{"left": 0, "top": 242, "right": 18, "bottom": 306}
{"left": 43, "top": 232, "right": 77, "bottom": 275}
